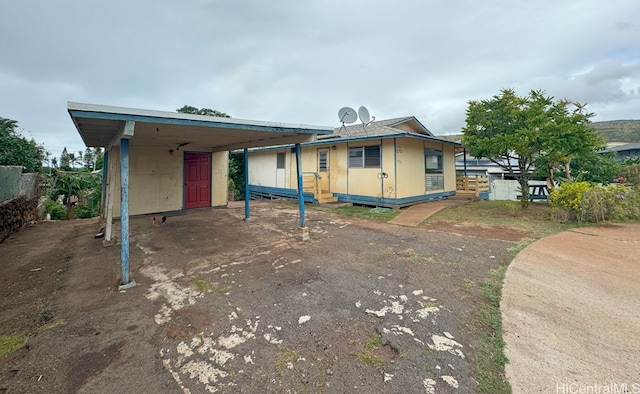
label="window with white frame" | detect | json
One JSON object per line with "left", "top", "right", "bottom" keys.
{"left": 348, "top": 146, "right": 380, "bottom": 168}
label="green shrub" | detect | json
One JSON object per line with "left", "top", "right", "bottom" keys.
{"left": 622, "top": 163, "right": 640, "bottom": 185}
{"left": 549, "top": 182, "right": 590, "bottom": 212}
{"left": 75, "top": 187, "right": 101, "bottom": 218}
{"left": 43, "top": 199, "right": 65, "bottom": 220}
{"left": 550, "top": 182, "right": 640, "bottom": 223}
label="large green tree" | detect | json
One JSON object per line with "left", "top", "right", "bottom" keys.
{"left": 462, "top": 89, "right": 603, "bottom": 206}
{"left": 0, "top": 117, "right": 45, "bottom": 172}
{"left": 176, "top": 105, "right": 230, "bottom": 118}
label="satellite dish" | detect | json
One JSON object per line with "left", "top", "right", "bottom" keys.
{"left": 358, "top": 106, "right": 370, "bottom": 124}
{"left": 338, "top": 107, "right": 357, "bottom": 124}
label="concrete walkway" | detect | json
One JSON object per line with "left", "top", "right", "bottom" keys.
{"left": 502, "top": 224, "right": 640, "bottom": 393}
{"left": 388, "top": 196, "right": 473, "bottom": 227}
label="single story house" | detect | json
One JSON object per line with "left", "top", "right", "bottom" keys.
{"left": 247, "top": 117, "right": 466, "bottom": 208}
{"left": 68, "top": 102, "right": 332, "bottom": 287}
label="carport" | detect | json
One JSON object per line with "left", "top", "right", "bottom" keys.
{"left": 67, "top": 102, "right": 332, "bottom": 289}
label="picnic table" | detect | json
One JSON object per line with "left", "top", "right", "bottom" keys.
{"left": 517, "top": 184, "right": 550, "bottom": 201}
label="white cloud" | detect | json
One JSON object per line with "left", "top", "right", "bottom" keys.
{"left": 0, "top": 0, "right": 639, "bottom": 155}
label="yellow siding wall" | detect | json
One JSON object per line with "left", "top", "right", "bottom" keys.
{"left": 395, "top": 138, "right": 426, "bottom": 198}
{"left": 109, "top": 146, "right": 227, "bottom": 217}
{"left": 344, "top": 140, "right": 383, "bottom": 197}
{"left": 248, "top": 150, "right": 277, "bottom": 186}
{"left": 394, "top": 139, "right": 457, "bottom": 197}
{"left": 442, "top": 143, "right": 456, "bottom": 192}
{"left": 381, "top": 139, "right": 396, "bottom": 199}
{"left": 331, "top": 144, "right": 348, "bottom": 193}
{"left": 212, "top": 151, "right": 229, "bottom": 206}
{"left": 247, "top": 137, "right": 456, "bottom": 201}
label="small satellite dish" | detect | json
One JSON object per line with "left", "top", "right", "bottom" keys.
{"left": 358, "top": 106, "right": 370, "bottom": 124}
{"left": 338, "top": 107, "right": 357, "bottom": 124}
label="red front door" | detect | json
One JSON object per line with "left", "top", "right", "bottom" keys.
{"left": 184, "top": 152, "right": 211, "bottom": 209}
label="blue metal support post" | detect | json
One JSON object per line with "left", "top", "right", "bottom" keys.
{"left": 244, "top": 148, "right": 250, "bottom": 221}
{"left": 119, "top": 138, "right": 134, "bottom": 288}
{"left": 295, "top": 144, "right": 307, "bottom": 240}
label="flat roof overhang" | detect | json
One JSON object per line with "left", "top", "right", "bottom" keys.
{"left": 68, "top": 102, "right": 333, "bottom": 151}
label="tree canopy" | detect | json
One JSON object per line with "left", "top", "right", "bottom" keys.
{"left": 176, "top": 105, "right": 230, "bottom": 118}
{"left": 461, "top": 89, "right": 604, "bottom": 206}
{"left": 0, "top": 117, "right": 45, "bottom": 172}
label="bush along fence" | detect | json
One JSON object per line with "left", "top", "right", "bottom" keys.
{"left": 0, "top": 195, "right": 39, "bottom": 244}
{"left": 549, "top": 182, "right": 640, "bottom": 223}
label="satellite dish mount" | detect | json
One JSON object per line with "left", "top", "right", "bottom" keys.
{"left": 338, "top": 107, "right": 357, "bottom": 136}
{"left": 358, "top": 106, "right": 374, "bottom": 136}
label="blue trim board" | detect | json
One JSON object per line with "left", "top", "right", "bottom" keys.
{"left": 333, "top": 191, "right": 455, "bottom": 208}
{"left": 248, "top": 185, "right": 316, "bottom": 203}
{"left": 68, "top": 110, "right": 332, "bottom": 135}
{"left": 248, "top": 184, "right": 456, "bottom": 208}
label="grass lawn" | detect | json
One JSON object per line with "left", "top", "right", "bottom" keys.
{"left": 424, "top": 200, "right": 582, "bottom": 239}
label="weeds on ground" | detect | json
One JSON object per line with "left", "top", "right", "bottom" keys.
{"left": 471, "top": 241, "right": 529, "bottom": 394}
{"left": 472, "top": 263, "right": 511, "bottom": 393}
{"left": 353, "top": 331, "right": 385, "bottom": 366}
{"left": 1, "top": 319, "right": 67, "bottom": 360}
{"left": 275, "top": 347, "right": 299, "bottom": 376}
{"left": 0, "top": 334, "right": 29, "bottom": 359}
{"left": 329, "top": 205, "right": 401, "bottom": 222}
{"left": 188, "top": 279, "right": 231, "bottom": 294}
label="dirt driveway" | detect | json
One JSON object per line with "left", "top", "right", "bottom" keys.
{"left": 501, "top": 224, "right": 640, "bottom": 393}
{"left": 0, "top": 201, "right": 516, "bottom": 393}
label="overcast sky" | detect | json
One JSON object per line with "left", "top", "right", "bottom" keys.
{"left": 1, "top": 1, "right": 639, "bottom": 159}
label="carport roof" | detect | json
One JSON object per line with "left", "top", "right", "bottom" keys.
{"left": 68, "top": 102, "right": 333, "bottom": 151}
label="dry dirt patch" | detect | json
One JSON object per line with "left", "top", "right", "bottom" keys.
{"left": 1, "top": 201, "right": 515, "bottom": 393}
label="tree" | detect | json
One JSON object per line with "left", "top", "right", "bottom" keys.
{"left": 0, "top": 117, "right": 45, "bottom": 172}
{"left": 535, "top": 100, "right": 604, "bottom": 185}
{"left": 564, "top": 151, "right": 621, "bottom": 184}
{"left": 462, "top": 89, "right": 603, "bottom": 206}
{"left": 48, "top": 167, "right": 102, "bottom": 219}
{"left": 60, "top": 147, "right": 71, "bottom": 170}
{"left": 80, "top": 147, "right": 103, "bottom": 171}
{"left": 176, "top": 105, "right": 230, "bottom": 118}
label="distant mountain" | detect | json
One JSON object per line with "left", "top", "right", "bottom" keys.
{"left": 590, "top": 120, "right": 640, "bottom": 143}
{"left": 434, "top": 120, "right": 640, "bottom": 144}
